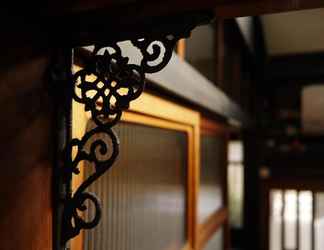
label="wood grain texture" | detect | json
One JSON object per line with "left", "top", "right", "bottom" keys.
{"left": 0, "top": 47, "right": 53, "bottom": 250}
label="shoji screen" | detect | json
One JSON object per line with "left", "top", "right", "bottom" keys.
{"left": 71, "top": 91, "right": 200, "bottom": 250}
{"left": 198, "top": 118, "right": 228, "bottom": 250}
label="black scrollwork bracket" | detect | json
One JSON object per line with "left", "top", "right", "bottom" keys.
{"left": 53, "top": 12, "right": 213, "bottom": 248}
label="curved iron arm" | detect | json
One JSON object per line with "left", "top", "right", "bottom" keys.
{"left": 53, "top": 12, "right": 213, "bottom": 248}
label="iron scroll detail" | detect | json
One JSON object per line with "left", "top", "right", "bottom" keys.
{"left": 55, "top": 11, "right": 215, "bottom": 246}
{"left": 60, "top": 35, "right": 183, "bottom": 245}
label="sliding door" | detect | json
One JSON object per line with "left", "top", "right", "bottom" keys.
{"left": 71, "top": 91, "right": 199, "bottom": 250}
{"left": 197, "top": 118, "right": 229, "bottom": 250}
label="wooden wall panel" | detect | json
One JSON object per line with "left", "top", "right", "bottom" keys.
{"left": 0, "top": 48, "right": 53, "bottom": 250}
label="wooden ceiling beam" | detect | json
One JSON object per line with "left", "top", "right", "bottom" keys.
{"left": 8, "top": 0, "right": 324, "bottom": 19}
{"left": 265, "top": 52, "right": 324, "bottom": 82}
{"left": 41, "top": 0, "right": 324, "bottom": 19}
{"left": 1, "top": 0, "right": 323, "bottom": 48}
{"left": 214, "top": 0, "right": 324, "bottom": 18}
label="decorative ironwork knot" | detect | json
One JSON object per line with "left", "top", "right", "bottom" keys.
{"left": 61, "top": 35, "right": 180, "bottom": 245}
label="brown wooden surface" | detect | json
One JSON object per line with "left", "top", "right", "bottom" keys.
{"left": 2, "top": 0, "right": 324, "bottom": 50}
{"left": 197, "top": 208, "right": 228, "bottom": 250}
{"left": 177, "top": 39, "right": 186, "bottom": 60}
{"left": 201, "top": 117, "right": 227, "bottom": 136}
{"left": 42, "top": 0, "right": 324, "bottom": 18}
{"left": 0, "top": 46, "right": 53, "bottom": 250}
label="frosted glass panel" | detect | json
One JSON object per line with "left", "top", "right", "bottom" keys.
{"left": 228, "top": 163, "right": 244, "bottom": 227}
{"left": 199, "top": 135, "right": 224, "bottom": 224}
{"left": 269, "top": 189, "right": 313, "bottom": 250}
{"left": 270, "top": 190, "right": 283, "bottom": 250}
{"left": 299, "top": 191, "right": 312, "bottom": 250}
{"left": 228, "top": 141, "right": 243, "bottom": 162}
{"left": 203, "top": 229, "right": 223, "bottom": 250}
{"left": 284, "top": 190, "right": 297, "bottom": 250}
{"left": 83, "top": 122, "right": 188, "bottom": 250}
{"left": 228, "top": 140, "right": 244, "bottom": 228}
{"left": 315, "top": 193, "right": 324, "bottom": 250}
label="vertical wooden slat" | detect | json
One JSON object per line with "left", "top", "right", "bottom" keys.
{"left": 177, "top": 39, "right": 186, "bottom": 60}
{"left": 191, "top": 121, "right": 201, "bottom": 250}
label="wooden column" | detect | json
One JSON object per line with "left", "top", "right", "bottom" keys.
{"left": 0, "top": 44, "right": 53, "bottom": 250}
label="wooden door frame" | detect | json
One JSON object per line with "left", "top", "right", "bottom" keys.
{"left": 70, "top": 67, "right": 201, "bottom": 250}
{"left": 70, "top": 65, "right": 232, "bottom": 250}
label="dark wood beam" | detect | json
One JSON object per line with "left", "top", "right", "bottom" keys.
{"left": 2, "top": 0, "right": 324, "bottom": 47}
{"left": 266, "top": 52, "right": 324, "bottom": 82}
{"left": 214, "top": 0, "right": 324, "bottom": 18}
{"left": 41, "top": 0, "right": 324, "bottom": 19}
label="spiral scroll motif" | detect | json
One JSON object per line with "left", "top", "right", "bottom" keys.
{"left": 61, "top": 36, "right": 179, "bottom": 244}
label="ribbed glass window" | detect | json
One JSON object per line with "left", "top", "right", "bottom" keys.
{"left": 228, "top": 141, "right": 244, "bottom": 228}
{"left": 83, "top": 121, "right": 188, "bottom": 250}
{"left": 203, "top": 228, "right": 223, "bottom": 250}
{"left": 199, "top": 134, "right": 224, "bottom": 224}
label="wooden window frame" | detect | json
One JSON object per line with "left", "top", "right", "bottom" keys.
{"left": 70, "top": 67, "right": 200, "bottom": 250}
{"left": 176, "top": 39, "right": 186, "bottom": 60}
{"left": 198, "top": 117, "right": 230, "bottom": 250}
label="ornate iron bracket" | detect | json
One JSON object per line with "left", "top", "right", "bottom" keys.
{"left": 52, "top": 12, "right": 213, "bottom": 248}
